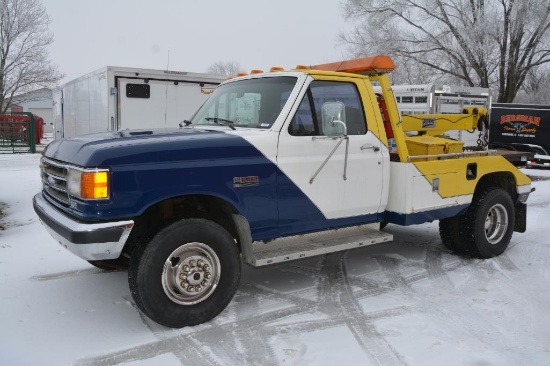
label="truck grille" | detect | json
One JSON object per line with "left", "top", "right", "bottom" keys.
{"left": 40, "top": 158, "right": 70, "bottom": 205}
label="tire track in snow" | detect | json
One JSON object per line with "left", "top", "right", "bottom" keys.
{"left": 75, "top": 252, "right": 410, "bottom": 365}
{"left": 391, "top": 251, "right": 528, "bottom": 358}
{"left": 77, "top": 296, "right": 221, "bottom": 366}
{"left": 334, "top": 253, "right": 408, "bottom": 366}
{"left": 231, "top": 289, "right": 279, "bottom": 365}
{"left": 363, "top": 241, "right": 524, "bottom": 358}
{"left": 74, "top": 238, "right": 519, "bottom": 366}
{"left": 30, "top": 267, "right": 106, "bottom": 281}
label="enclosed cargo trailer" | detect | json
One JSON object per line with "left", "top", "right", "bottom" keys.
{"left": 53, "top": 67, "right": 225, "bottom": 139}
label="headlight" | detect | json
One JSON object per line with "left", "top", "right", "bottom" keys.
{"left": 67, "top": 168, "right": 109, "bottom": 199}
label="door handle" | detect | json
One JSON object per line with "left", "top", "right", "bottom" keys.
{"left": 361, "top": 144, "right": 380, "bottom": 152}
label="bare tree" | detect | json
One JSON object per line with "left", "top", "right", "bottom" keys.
{"left": 206, "top": 61, "right": 243, "bottom": 77}
{"left": 341, "top": 0, "right": 550, "bottom": 102}
{"left": 515, "top": 65, "right": 550, "bottom": 103}
{"left": 0, "top": 0, "right": 62, "bottom": 113}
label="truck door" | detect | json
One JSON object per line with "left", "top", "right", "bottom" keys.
{"left": 276, "top": 78, "right": 384, "bottom": 229}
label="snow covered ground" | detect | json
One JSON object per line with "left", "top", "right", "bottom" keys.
{"left": 1, "top": 153, "right": 549, "bottom": 366}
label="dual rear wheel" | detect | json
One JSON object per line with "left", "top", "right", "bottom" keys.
{"left": 439, "top": 188, "right": 515, "bottom": 258}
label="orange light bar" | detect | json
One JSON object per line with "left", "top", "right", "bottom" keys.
{"left": 81, "top": 171, "right": 109, "bottom": 199}
{"left": 310, "top": 55, "right": 395, "bottom": 75}
{"left": 270, "top": 66, "right": 284, "bottom": 72}
{"left": 250, "top": 69, "right": 264, "bottom": 74}
{"left": 236, "top": 72, "right": 249, "bottom": 77}
{"left": 295, "top": 65, "right": 310, "bottom": 70}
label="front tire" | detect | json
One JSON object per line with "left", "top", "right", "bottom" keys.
{"left": 128, "top": 218, "right": 241, "bottom": 328}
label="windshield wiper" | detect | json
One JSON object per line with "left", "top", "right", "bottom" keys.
{"left": 204, "top": 117, "right": 236, "bottom": 130}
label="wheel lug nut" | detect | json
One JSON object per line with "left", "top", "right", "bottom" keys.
{"left": 197, "top": 260, "right": 204, "bottom": 267}
{"left": 201, "top": 280, "right": 207, "bottom": 286}
{"left": 205, "top": 273, "right": 211, "bottom": 279}
{"left": 187, "top": 285, "right": 194, "bottom": 292}
{"left": 190, "top": 260, "right": 196, "bottom": 267}
{"left": 196, "top": 286, "right": 202, "bottom": 291}
{"left": 203, "top": 264, "right": 209, "bottom": 271}
{"left": 183, "top": 265, "right": 190, "bottom": 272}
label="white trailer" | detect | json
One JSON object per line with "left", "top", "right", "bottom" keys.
{"left": 387, "top": 84, "right": 491, "bottom": 147}
{"left": 53, "top": 67, "right": 225, "bottom": 139}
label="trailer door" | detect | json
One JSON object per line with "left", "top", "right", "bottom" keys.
{"left": 165, "top": 83, "right": 212, "bottom": 125}
{"left": 118, "top": 79, "right": 170, "bottom": 130}
{"left": 118, "top": 79, "right": 213, "bottom": 130}
{"left": 53, "top": 89, "right": 64, "bottom": 139}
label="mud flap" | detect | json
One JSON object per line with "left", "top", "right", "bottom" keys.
{"left": 514, "top": 203, "right": 527, "bottom": 233}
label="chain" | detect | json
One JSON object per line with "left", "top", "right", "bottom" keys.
{"left": 476, "top": 115, "right": 489, "bottom": 148}
{"left": 477, "top": 128, "right": 489, "bottom": 148}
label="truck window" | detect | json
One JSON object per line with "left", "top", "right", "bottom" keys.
{"left": 192, "top": 77, "right": 296, "bottom": 129}
{"left": 289, "top": 81, "right": 367, "bottom": 136}
{"left": 288, "top": 93, "right": 317, "bottom": 136}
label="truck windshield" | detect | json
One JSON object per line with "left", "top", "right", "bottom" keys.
{"left": 191, "top": 76, "right": 297, "bottom": 129}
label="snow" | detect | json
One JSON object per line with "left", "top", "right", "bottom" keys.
{"left": 1, "top": 154, "right": 550, "bottom": 365}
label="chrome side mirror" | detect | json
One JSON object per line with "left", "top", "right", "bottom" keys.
{"left": 321, "top": 101, "right": 347, "bottom": 136}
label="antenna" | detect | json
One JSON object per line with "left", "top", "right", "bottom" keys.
{"left": 166, "top": 50, "right": 170, "bottom": 70}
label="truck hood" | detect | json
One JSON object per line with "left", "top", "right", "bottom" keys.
{"left": 43, "top": 128, "right": 261, "bottom": 167}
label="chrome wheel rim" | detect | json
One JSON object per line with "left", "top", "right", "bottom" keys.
{"left": 162, "top": 242, "right": 221, "bottom": 305}
{"left": 484, "top": 203, "right": 508, "bottom": 245}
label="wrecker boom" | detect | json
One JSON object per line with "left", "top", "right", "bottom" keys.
{"left": 309, "top": 57, "right": 490, "bottom": 163}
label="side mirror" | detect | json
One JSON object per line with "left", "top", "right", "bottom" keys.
{"left": 321, "top": 101, "right": 347, "bottom": 136}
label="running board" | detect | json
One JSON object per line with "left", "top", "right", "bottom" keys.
{"left": 242, "top": 224, "right": 393, "bottom": 267}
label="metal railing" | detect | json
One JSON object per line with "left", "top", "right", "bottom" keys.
{"left": 406, "top": 150, "right": 495, "bottom": 162}
{"left": 0, "top": 112, "right": 36, "bottom": 154}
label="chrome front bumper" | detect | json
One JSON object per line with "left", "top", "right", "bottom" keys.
{"left": 33, "top": 193, "right": 134, "bottom": 260}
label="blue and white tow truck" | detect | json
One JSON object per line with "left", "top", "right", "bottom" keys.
{"left": 33, "top": 56, "right": 532, "bottom": 328}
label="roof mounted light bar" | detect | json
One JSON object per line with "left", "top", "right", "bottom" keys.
{"left": 226, "top": 55, "right": 396, "bottom": 79}
{"left": 309, "top": 55, "right": 396, "bottom": 75}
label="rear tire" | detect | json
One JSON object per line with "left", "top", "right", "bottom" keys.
{"left": 458, "top": 188, "right": 515, "bottom": 258}
{"left": 439, "top": 216, "right": 466, "bottom": 254}
{"left": 128, "top": 218, "right": 240, "bottom": 328}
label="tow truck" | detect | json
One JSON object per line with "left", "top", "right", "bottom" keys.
{"left": 33, "top": 56, "right": 532, "bottom": 328}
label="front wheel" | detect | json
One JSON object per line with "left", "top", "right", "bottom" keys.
{"left": 458, "top": 188, "right": 515, "bottom": 258}
{"left": 128, "top": 218, "right": 241, "bottom": 328}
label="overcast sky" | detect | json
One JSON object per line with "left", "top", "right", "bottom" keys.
{"left": 40, "top": 0, "right": 352, "bottom": 84}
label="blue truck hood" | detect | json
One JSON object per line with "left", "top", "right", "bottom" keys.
{"left": 42, "top": 128, "right": 255, "bottom": 167}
